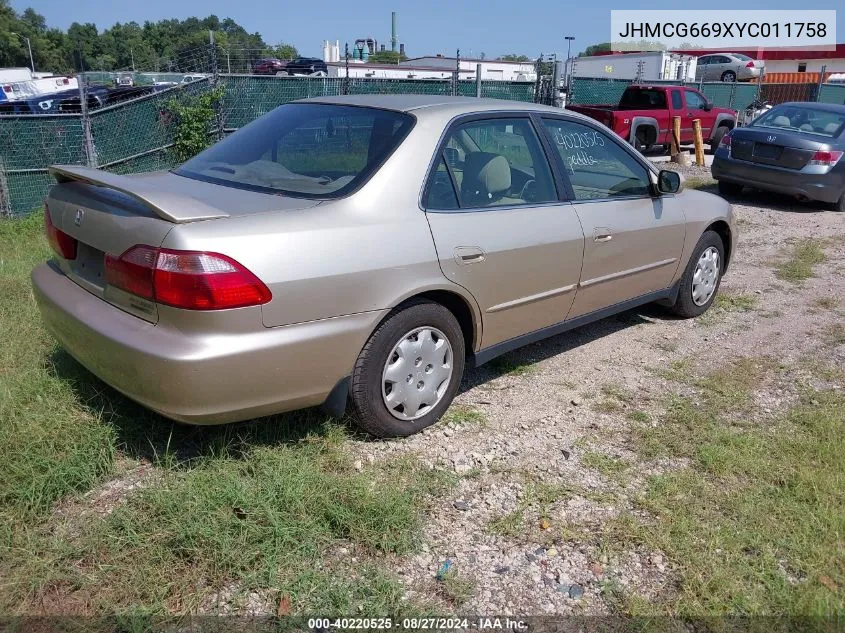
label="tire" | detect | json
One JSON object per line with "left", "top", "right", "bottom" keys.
{"left": 718, "top": 180, "right": 743, "bottom": 196}
{"left": 350, "top": 300, "right": 466, "bottom": 438}
{"left": 709, "top": 125, "right": 729, "bottom": 154}
{"left": 721, "top": 71, "right": 737, "bottom": 82}
{"left": 668, "top": 231, "right": 725, "bottom": 318}
{"left": 836, "top": 193, "right": 845, "bottom": 212}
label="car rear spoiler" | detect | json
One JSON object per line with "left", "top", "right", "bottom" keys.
{"left": 49, "top": 165, "right": 229, "bottom": 223}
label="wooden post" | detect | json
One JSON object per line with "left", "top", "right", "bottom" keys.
{"left": 692, "top": 119, "right": 705, "bottom": 166}
{"left": 670, "top": 116, "right": 689, "bottom": 165}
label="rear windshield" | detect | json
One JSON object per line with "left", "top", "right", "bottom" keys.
{"left": 733, "top": 53, "right": 753, "bottom": 61}
{"left": 174, "top": 103, "right": 415, "bottom": 198}
{"left": 619, "top": 89, "right": 667, "bottom": 109}
{"left": 752, "top": 105, "right": 845, "bottom": 138}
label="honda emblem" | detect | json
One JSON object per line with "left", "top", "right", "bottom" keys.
{"left": 767, "top": 135, "right": 777, "bottom": 142}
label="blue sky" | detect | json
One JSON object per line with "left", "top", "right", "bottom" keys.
{"left": 11, "top": 0, "right": 845, "bottom": 59}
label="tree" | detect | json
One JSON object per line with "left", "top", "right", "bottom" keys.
{"left": 499, "top": 54, "right": 529, "bottom": 62}
{"left": 580, "top": 43, "right": 611, "bottom": 57}
{"left": 367, "top": 50, "right": 406, "bottom": 64}
{"left": 0, "top": 3, "right": 296, "bottom": 76}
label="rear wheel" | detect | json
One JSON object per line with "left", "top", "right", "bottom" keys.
{"left": 836, "top": 193, "right": 845, "bottom": 212}
{"left": 709, "top": 125, "right": 730, "bottom": 154}
{"left": 721, "top": 70, "right": 737, "bottom": 82}
{"left": 668, "top": 231, "right": 725, "bottom": 318}
{"left": 350, "top": 300, "right": 465, "bottom": 438}
{"left": 718, "top": 180, "right": 743, "bottom": 196}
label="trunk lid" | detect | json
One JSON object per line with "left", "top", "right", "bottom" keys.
{"left": 729, "top": 128, "right": 821, "bottom": 170}
{"left": 46, "top": 166, "right": 321, "bottom": 323}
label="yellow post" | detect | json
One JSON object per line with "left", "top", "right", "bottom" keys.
{"left": 692, "top": 119, "right": 705, "bottom": 166}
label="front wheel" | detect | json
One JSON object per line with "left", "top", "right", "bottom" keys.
{"left": 668, "top": 231, "right": 725, "bottom": 318}
{"left": 350, "top": 301, "right": 465, "bottom": 438}
{"left": 718, "top": 180, "right": 743, "bottom": 196}
{"left": 709, "top": 125, "right": 729, "bottom": 154}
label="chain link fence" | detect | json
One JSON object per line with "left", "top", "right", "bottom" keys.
{"left": 3, "top": 51, "right": 844, "bottom": 218}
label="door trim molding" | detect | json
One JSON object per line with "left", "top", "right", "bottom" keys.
{"left": 471, "top": 283, "right": 679, "bottom": 367}
{"left": 486, "top": 283, "right": 577, "bottom": 314}
{"left": 579, "top": 258, "right": 677, "bottom": 288}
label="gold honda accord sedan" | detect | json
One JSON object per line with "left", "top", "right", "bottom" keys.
{"left": 32, "top": 95, "right": 735, "bottom": 437}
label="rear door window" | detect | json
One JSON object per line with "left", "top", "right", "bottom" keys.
{"left": 426, "top": 117, "right": 557, "bottom": 209}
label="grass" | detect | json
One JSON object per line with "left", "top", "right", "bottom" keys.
{"left": 774, "top": 239, "right": 827, "bottom": 283}
{"left": 683, "top": 177, "right": 716, "bottom": 191}
{"left": 821, "top": 323, "right": 845, "bottom": 347}
{"left": 436, "top": 570, "right": 475, "bottom": 606}
{"left": 490, "top": 356, "right": 535, "bottom": 377}
{"left": 614, "top": 358, "right": 845, "bottom": 618}
{"left": 0, "top": 213, "right": 451, "bottom": 616}
{"left": 698, "top": 292, "right": 757, "bottom": 325}
{"left": 485, "top": 481, "right": 577, "bottom": 539}
{"left": 812, "top": 297, "right": 838, "bottom": 311}
{"left": 581, "top": 450, "right": 630, "bottom": 478}
{"left": 626, "top": 410, "right": 650, "bottom": 423}
{"left": 442, "top": 404, "right": 487, "bottom": 427}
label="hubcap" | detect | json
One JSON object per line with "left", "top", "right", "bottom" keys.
{"left": 382, "top": 326, "right": 453, "bottom": 421}
{"left": 692, "top": 246, "right": 720, "bottom": 306}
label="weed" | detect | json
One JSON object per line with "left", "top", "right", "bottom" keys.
{"left": 774, "top": 239, "right": 827, "bottom": 283}
{"left": 437, "top": 570, "right": 475, "bottom": 606}
{"left": 490, "top": 356, "right": 535, "bottom": 377}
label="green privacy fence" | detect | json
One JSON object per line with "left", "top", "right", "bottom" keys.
{"left": 818, "top": 83, "right": 845, "bottom": 105}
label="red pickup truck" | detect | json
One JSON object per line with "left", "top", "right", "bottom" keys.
{"left": 567, "top": 85, "right": 737, "bottom": 154}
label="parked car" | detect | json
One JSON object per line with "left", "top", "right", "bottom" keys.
{"left": 285, "top": 57, "right": 328, "bottom": 75}
{"left": 33, "top": 96, "right": 736, "bottom": 437}
{"left": 567, "top": 84, "right": 737, "bottom": 153}
{"left": 251, "top": 58, "right": 288, "bottom": 75}
{"left": 712, "top": 102, "right": 845, "bottom": 210}
{"left": 695, "top": 53, "right": 764, "bottom": 83}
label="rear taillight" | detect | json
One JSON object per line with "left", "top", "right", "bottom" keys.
{"left": 105, "top": 245, "right": 271, "bottom": 310}
{"left": 44, "top": 204, "right": 77, "bottom": 260}
{"left": 745, "top": 61, "right": 755, "bottom": 68}
{"left": 808, "top": 150, "right": 843, "bottom": 167}
{"left": 720, "top": 134, "right": 732, "bottom": 146}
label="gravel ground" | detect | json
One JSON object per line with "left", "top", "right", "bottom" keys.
{"left": 344, "top": 178, "right": 845, "bottom": 615}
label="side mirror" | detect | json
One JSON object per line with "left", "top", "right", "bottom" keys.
{"left": 657, "top": 169, "right": 684, "bottom": 194}
{"left": 703, "top": 102, "right": 713, "bottom": 111}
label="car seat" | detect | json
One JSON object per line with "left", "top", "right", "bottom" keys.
{"left": 461, "top": 152, "right": 511, "bottom": 206}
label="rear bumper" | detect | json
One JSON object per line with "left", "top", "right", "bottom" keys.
{"left": 32, "top": 262, "right": 384, "bottom": 424}
{"left": 712, "top": 152, "right": 845, "bottom": 204}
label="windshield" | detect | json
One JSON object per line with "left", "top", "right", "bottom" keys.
{"left": 752, "top": 105, "right": 845, "bottom": 138}
{"left": 174, "top": 103, "right": 415, "bottom": 198}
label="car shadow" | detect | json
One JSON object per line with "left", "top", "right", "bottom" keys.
{"left": 459, "top": 303, "right": 671, "bottom": 392}
{"left": 47, "top": 303, "right": 675, "bottom": 457}
{"left": 46, "top": 349, "right": 359, "bottom": 465}
{"left": 719, "top": 188, "right": 835, "bottom": 212}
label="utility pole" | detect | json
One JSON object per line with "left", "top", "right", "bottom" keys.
{"left": 564, "top": 35, "right": 575, "bottom": 90}
{"left": 130, "top": 47, "right": 135, "bottom": 72}
{"left": 11, "top": 33, "right": 34, "bottom": 72}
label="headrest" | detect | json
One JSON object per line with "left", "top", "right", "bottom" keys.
{"left": 462, "top": 152, "right": 511, "bottom": 205}
{"left": 772, "top": 115, "right": 791, "bottom": 126}
{"left": 824, "top": 122, "right": 841, "bottom": 134}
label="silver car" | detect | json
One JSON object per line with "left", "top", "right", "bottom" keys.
{"left": 695, "top": 53, "right": 763, "bottom": 82}
{"left": 32, "top": 95, "right": 736, "bottom": 437}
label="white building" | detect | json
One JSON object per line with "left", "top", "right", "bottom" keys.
{"left": 399, "top": 56, "right": 535, "bottom": 81}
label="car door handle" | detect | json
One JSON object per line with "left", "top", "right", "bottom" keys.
{"left": 594, "top": 227, "right": 613, "bottom": 243}
{"left": 454, "top": 246, "right": 486, "bottom": 265}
